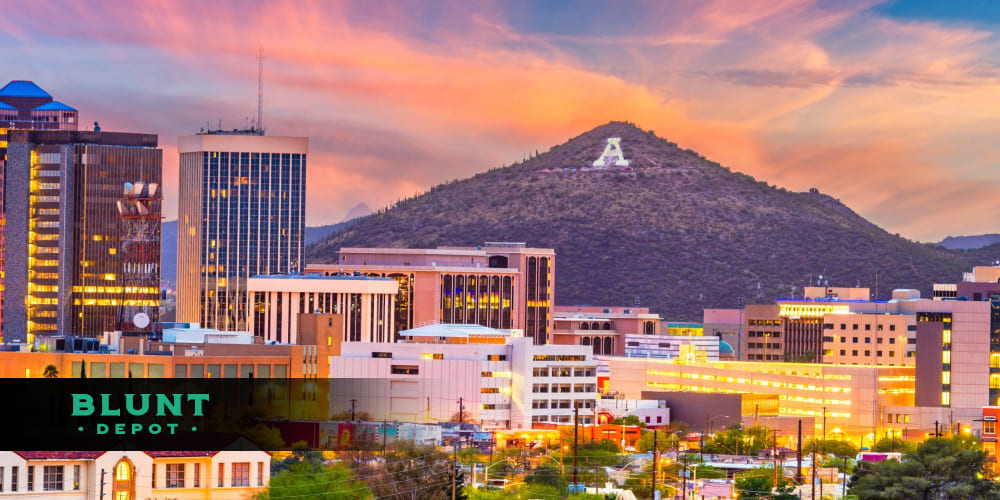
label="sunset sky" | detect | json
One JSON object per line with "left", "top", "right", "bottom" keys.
{"left": 4, "top": 0, "right": 1000, "bottom": 242}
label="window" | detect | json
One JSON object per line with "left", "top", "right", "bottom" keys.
{"left": 852, "top": 337, "right": 858, "bottom": 343}
{"left": 27, "top": 466, "right": 33, "bottom": 491}
{"left": 852, "top": 350, "right": 858, "bottom": 356}
{"left": 258, "top": 462, "right": 264, "bottom": 486}
{"left": 865, "top": 337, "right": 871, "bottom": 344}
{"left": 890, "top": 324, "right": 896, "bottom": 331}
{"left": 865, "top": 350, "right": 871, "bottom": 357}
{"left": 487, "top": 355, "right": 507, "bottom": 361}
{"left": 44, "top": 466, "right": 64, "bottom": 491}
{"left": 74, "top": 465, "right": 80, "bottom": 490}
{"left": 533, "top": 367, "right": 548, "bottom": 377}
{"left": 889, "top": 338, "right": 896, "bottom": 344}
{"left": 889, "top": 351, "right": 896, "bottom": 357}
{"left": 422, "top": 353, "right": 444, "bottom": 360}
{"left": 852, "top": 324, "right": 859, "bottom": 330}
{"left": 0, "top": 466, "right": 4, "bottom": 492}
{"left": 840, "top": 324, "right": 846, "bottom": 330}
{"left": 391, "top": 365, "right": 419, "bottom": 375}
{"left": 877, "top": 338, "right": 883, "bottom": 344}
{"left": 11, "top": 466, "right": 17, "bottom": 492}
{"left": 865, "top": 324, "right": 871, "bottom": 331}
{"left": 840, "top": 350, "right": 846, "bottom": 356}
{"left": 532, "top": 384, "right": 548, "bottom": 393}
{"left": 166, "top": 464, "right": 184, "bottom": 488}
{"left": 987, "top": 421, "right": 996, "bottom": 435}
{"left": 371, "top": 352, "right": 392, "bottom": 358}
{"left": 232, "top": 463, "right": 250, "bottom": 487}
{"left": 840, "top": 337, "right": 845, "bottom": 343}
{"left": 218, "top": 463, "right": 224, "bottom": 487}
{"left": 193, "top": 463, "right": 200, "bottom": 488}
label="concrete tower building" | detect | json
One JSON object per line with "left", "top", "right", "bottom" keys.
{"left": 0, "top": 81, "right": 80, "bottom": 341}
{"left": 177, "top": 132, "right": 308, "bottom": 331}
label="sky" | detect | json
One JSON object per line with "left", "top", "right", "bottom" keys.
{"left": 3, "top": 0, "right": 1000, "bottom": 242}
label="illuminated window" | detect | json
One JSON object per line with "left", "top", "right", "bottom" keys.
{"left": 942, "top": 392, "right": 951, "bottom": 406}
{"left": 943, "top": 371, "right": 951, "bottom": 385}
{"left": 943, "top": 351, "right": 951, "bottom": 364}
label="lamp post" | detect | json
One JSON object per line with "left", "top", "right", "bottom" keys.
{"left": 860, "top": 433, "right": 875, "bottom": 451}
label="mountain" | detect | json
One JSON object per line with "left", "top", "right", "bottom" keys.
{"left": 938, "top": 234, "right": 1000, "bottom": 251}
{"left": 305, "top": 203, "right": 374, "bottom": 245}
{"left": 307, "top": 122, "right": 986, "bottom": 319}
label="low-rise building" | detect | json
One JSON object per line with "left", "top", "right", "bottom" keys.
{"left": 0, "top": 448, "right": 270, "bottom": 499}
{"left": 550, "top": 306, "right": 662, "bottom": 355}
{"left": 328, "top": 324, "right": 598, "bottom": 430}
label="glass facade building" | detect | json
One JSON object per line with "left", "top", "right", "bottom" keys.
{"left": 3, "top": 130, "right": 161, "bottom": 342}
{"left": 177, "top": 133, "right": 308, "bottom": 331}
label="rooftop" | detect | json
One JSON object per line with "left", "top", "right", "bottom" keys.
{"left": 0, "top": 80, "right": 52, "bottom": 99}
{"left": 33, "top": 101, "right": 76, "bottom": 112}
{"left": 399, "top": 323, "right": 514, "bottom": 339}
{"left": 0, "top": 101, "right": 15, "bottom": 110}
{"left": 250, "top": 273, "right": 394, "bottom": 282}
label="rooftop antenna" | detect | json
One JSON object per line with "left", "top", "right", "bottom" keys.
{"left": 257, "top": 45, "right": 264, "bottom": 133}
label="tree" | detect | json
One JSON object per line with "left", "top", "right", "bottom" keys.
{"left": 872, "top": 436, "right": 916, "bottom": 454}
{"left": 257, "top": 448, "right": 368, "bottom": 500}
{"left": 359, "top": 442, "right": 458, "bottom": 500}
{"left": 734, "top": 467, "right": 797, "bottom": 499}
{"left": 526, "top": 463, "right": 565, "bottom": 489}
{"left": 849, "top": 436, "right": 1000, "bottom": 500}
{"left": 804, "top": 438, "right": 858, "bottom": 458}
{"left": 704, "top": 424, "right": 772, "bottom": 455}
{"left": 42, "top": 364, "right": 58, "bottom": 378}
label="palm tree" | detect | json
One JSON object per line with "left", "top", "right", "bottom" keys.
{"left": 43, "top": 364, "right": 59, "bottom": 378}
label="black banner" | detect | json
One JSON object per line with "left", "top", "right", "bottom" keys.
{"left": 3, "top": 378, "right": 407, "bottom": 451}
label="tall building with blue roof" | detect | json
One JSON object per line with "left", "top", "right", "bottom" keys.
{"left": 0, "top": 81, "right": 79, "bottom": 342}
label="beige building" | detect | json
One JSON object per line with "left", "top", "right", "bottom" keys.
{"left": 604, "top": 356, "right": 914, "bottom": 438}
{"left": 177, "top": 132, "right": 309, "bottom": 331}
{"left": 0, "top": 449, "right": 270, "bottom": 500}
{"left": 550, "top": 306, "right": 662, "bottom": 355}
{"left": 307, "top": 242, "right": 555, "bottom": 344}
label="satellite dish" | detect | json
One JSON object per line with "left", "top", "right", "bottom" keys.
{"left": 133, "top": 312, "right": 150, "bottom": 329}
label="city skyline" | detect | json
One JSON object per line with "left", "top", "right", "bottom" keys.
{"left": 4, "top": 1, "right": 1000, "bottom": 242}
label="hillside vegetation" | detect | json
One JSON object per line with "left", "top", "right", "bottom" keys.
{"left": 308, "top": 122, "right": 994, "bottom": 320}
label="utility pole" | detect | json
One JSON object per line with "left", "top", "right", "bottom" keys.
{"left": 681, "top": 452, "right": 688, "bottom": 500}
{"left": 452, "top": 398, "right": 462, "bottom": 500}
{"left": 822, "top": 406, "right": 827, "bottom": 439}
{"left": 772, "top": 428, "right": 778, "bottom": 494}
{"left": 811, "top": 441, "right": 817, "bottom": 500}
{"left": 350, "top": 399, "right": 357, "bottom": 421}
{"left": 458, "top": 397, "right": 464, "bottom": 424}
{"left": 842, "top": 456, "right": 848, "bottom": 498}
{"left": 796, "top": 419, "right": 803, "bottom": 484}
{"left": 652, "top": 429, "right": 658, "bottom": 500}
{"left": 935, "top": 420, "right": 941, "bottom": 437}
{"left": 702, "top": 412, "right": 708, "bottom": 462}
{"left": 99, "top": 469, "right": 106, "bottom": 499}
{"left": 574, "top": 406, "right": 580, "bottom": 489}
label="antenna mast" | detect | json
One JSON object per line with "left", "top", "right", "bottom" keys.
{"left": 257, "top": 45, "right": 264, "bottom": 133}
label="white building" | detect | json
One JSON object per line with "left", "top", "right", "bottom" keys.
{"left": 246, "top": 273, "right": 397, "bottom": 344}
{"left": 329, "top": 324, "right": 598, "bottom": 430}
{"left": 0, "top": 448, "right": 270, "bottom": 499}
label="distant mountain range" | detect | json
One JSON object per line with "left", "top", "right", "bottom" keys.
{"left": 937, "top": 234, "right": 1000, "bottom": 250}
{"left": 160, "top": 203, "right": 373, "bottom": 285}
{"left": 305, "top": 121, "right": 1000, "bottom": 320}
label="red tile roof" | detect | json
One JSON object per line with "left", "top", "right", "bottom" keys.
{"left": 144, "top": 451, "right": 218, "bottom": 458}
{"left": 14, "top": 451, "right": 105, "bottom": 460}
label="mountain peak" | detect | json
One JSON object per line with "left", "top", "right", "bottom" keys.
{"left": 308, "top": 122, "right": 976, "bottom": 319}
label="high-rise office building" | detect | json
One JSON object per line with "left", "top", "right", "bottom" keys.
{"left": 0, "top": 80, "right": 80, "bottom": 341}
{"left": 4, "top": 129, "right": 162, "bottom": 342}
{"left": 177, "top": 132, "right": 308, "bottom": 331}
